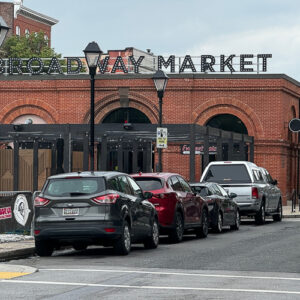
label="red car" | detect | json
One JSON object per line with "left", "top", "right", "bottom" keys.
{"left": 131, "top": 172, "right": 209, "bottom": 243}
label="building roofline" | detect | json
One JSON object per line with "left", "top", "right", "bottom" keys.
{"left": 16, "top": 5, "right": 58, "bottom": 26}
{"left": 0, "top": 73, "right": 299, "bottom": 86}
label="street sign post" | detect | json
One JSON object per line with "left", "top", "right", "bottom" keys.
{"left": 156, "top": 127, "right": 168, "bottom": 148}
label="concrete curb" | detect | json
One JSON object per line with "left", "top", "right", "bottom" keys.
{"left": 0, "top": 247, "right": 35, "bottom": 262}
{"left": 0, "top": 263, "right": 37, "bottom": 274}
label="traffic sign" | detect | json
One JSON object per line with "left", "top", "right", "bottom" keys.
{"left": 289, "top": 118, "right": 300, "bottom": 132}
{"left": 156, "top": 127, "right": 168, "bottom": 148}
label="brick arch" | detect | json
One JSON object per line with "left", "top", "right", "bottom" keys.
{"left": 1, "top": 99, "right": 58, "bottom": 124}
{"left": 193, "top": 97, "right": 264, "bottom": 138}
{"left": 83, "top": 92, "right": 159, "bottom": 124}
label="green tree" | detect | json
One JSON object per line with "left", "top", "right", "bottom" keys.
{"left": 1, "top": 30, "right": 61, "bottom": 58}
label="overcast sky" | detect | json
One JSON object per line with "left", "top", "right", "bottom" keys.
{"left": 9, "top": 0, "right": 300, "bottom": 81}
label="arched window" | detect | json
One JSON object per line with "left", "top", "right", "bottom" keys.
{"left": 102, "top": 108, "right": 151, "bottom": 123}
{"left": 206, "top": 114, "right": 248, "bottom": 134}
{"left": 25, "top": 29, "right": 30, "bottom": 37}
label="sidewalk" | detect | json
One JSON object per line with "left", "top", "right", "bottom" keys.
{"left": 0, "top": 206, "right": 299, "bottom": 263}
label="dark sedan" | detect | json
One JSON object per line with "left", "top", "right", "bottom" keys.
{"left": 34, "top": 171, "right": 159, "bottom": 256}
{"left": 190, "top": 182, "right": 240, "bottom": 233}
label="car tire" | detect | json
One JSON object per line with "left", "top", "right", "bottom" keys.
{"left": 230, "top": 209, "right": 240, "bottom": 230}
{"left": 196, "top": 209, "right": 209, "bottom": 238}
{"left": 73, "top": 243, "right": 88, "bottom": 251}
{"left": 144, "top": 218, "right": 159, "bottom": 249}
{"left": 114, "top": 220, "right": 131, "bottom": 255}
{"left": 273, "top": 200, "right": 282, "bottom": 222}
{"left": 212, "top": 211, "right": 223, "bottom": 233}
{"left": 169, "top": 211, "right": 184, "bottom": 243}
{"left": 35, "top": 240, "right": 54, "bottom": 257}
{"left": 255, "top": 202, "right": 266, "bottom": 225}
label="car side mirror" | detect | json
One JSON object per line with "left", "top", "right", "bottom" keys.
{"left": 143, "top": 191, "right": 153, "bottom": 199}
{"left": 272, "top": 179, "right": 278, "bottom": 185}
{"left": 229, "top": 192, "right": 237, "bottom": 199}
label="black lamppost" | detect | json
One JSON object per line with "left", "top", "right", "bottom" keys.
{"left": 0, "top": 16, "right": 9, "bottom": 47}
{"left": 83, "top": 41, "right": 103, "bottom": 171}
{"left": 152, "top": 70, "right": 169, "bottom": 172}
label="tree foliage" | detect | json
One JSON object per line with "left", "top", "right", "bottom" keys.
{"left": 1, "top": 31, "right": 61, "bottom": 58}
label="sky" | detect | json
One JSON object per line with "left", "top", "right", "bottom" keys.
{"left": 7, "top": 0, "right": 300, "bottom": 81}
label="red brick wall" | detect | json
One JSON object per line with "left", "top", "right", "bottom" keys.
{"left": 14, "top": 15, "right": 52, "bottom": 46}
{"left": 0, "top": 75, "right": 299, "bottom": 204}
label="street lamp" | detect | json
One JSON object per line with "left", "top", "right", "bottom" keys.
{"left": 83, "top": 41, "right": 103, "bottom": 171}
{"left": 0, "top": 16, "right": 9, "bottom": 47}
{"left": 152, "top": 70, "right": 169, "bottom": 172}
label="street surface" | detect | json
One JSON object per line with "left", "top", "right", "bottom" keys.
{"left": 1, "top": 218, "right": 300, "bottom": 299}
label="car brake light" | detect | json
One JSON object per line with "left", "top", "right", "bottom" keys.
{"left": 34, "top": 230, "right": 41, "bottom": 235}
{"left": 252, "top": 187, "right": 259, "bottom": 199}
{"left": 92, "top": 193, "right": 120, "bottom": 204}
{"left": 34, "top": 196, "right": 50, "bottom": 207}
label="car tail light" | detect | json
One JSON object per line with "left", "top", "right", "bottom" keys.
{"left": 104, "top": 228, "right": 116, "bottom": 233}
{"left": 252, "top": 187, "right": 259, "bottom": 199}
{"left": 34, "top": 196, "right": 50, "bottom": 207}
{"left": 92, "top": 193, "right": 120, "bottom": 204}
{"left": 34, "top": 230, "right": 41, "bottom": 235}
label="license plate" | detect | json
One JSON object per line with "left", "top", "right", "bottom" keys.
{"left": 63, "top": 208, "right": 79, "bottom": 216}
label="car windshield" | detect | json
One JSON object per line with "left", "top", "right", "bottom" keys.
{"left": 134, "top": 177, "right": 163, "bottom": 191}
{"left": 44, "top": 177, "right": 106, "bottom": 197}
{"left": 204, "top": 164, "right": 251, "bottom": 184}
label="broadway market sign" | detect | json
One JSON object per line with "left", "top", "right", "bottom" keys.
{"left": 0, "top": 54, "right": 272, "bottom": 75}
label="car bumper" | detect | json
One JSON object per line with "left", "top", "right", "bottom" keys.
{"left": 236, "top": 201, "right": 261, "bottom": 216}
{"left": 34, "top": 220, "right": 123, "bottom": 243}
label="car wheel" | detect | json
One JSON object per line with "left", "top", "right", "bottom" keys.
{"left": 196, "top": 209, "right": 209, "bottom": 238}
{"left": 230, "top": 209, "right": 240, "bottom": 230}
{"left": 169, "top": 211, "right": 184, "bottom": 243}
{"left": 273, "top": 200, "right": 282, "bottom": 222}
{"left": 255, "top": 202, "right": 266, "bottom": 225}
{"left": 212, "top": 211, "right": 223, "bottom": 233}
{"left": 114, "top": 220, "right": 131, "bottom": 255}
{"left": 73, "top": 243, "right": 88, "bottom": 251}
{"left": 35, "top": 240, "right": 54, "bottom": 257}
{"left": 144, "top": 218, "right": 159, "bottom": 249}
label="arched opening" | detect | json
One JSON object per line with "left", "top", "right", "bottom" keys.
{"left": 102, "top": 107, "right": 151, "bottom": 124}
{"left": 101, "top": 107, "right": 152, "bottom": 173}
{"left": 206, "top": 114, "right": 248, "bottom": 134}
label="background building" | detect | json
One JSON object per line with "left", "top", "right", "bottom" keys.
{"left": 0, "top": 0, "right": 58, "bottom": 46}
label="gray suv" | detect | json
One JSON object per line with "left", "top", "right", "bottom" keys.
{"left": 34, "top": 171, "right": 159, "bottom": 256}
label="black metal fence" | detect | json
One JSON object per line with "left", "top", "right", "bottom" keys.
{"left": 0, "top": 123, "right": 254, "bottom": 191}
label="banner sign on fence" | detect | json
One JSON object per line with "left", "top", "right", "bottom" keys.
{"left": 180, "top": 144, "right": 217, "bottom": 155}
{"left": 0, "top": 192, "right": 33, "bottom": 234}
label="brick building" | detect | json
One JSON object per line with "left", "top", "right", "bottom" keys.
{"left": 0, "top": 71, "right": 299, "bottom": 205}
{"left": 0, "top": 1, "right": 58, "bottom": 46}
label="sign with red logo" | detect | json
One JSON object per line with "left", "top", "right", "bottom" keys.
{"left": 0, "top": 206, "right": 12, "bottom": 220}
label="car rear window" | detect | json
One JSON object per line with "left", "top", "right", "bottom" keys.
{"left": 134, "top": 177, "right": 163, "bottom": 191}
{"left": 203, "top": 164, "right": 251, "bottom": 183}
{"left": 44, "top": 177, "right": 106, "bottom": 196}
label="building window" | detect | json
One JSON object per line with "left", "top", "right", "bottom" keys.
{"left": 44, "top": 34, "right": 49, "bottom": 45}
{"left": 16, "top": 26, "right": 20, "bottom": 36}
{"left": 25, "top": 29, "right": 30, "bottom": 37}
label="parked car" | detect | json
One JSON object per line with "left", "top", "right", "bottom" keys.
{"left": 200, "top": 161, "right": 282, "bottom": 224}
{"left": 34, "top": 171, "right": 159, "bottom": 256}
{"left": 189, "top": 182, "right": 240, "bottom": 232}
{"left": 131, "top": 172, "right": 209, "bottom": 243}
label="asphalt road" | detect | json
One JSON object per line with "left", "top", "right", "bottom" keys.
{"left": 2, "top": 218, "right": 300, "bottom": 299}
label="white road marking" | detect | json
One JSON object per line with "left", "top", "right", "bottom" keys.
{"left": 1, "top": 279, "right": 300, "bottom": 295}
{"left": 41, "top": 268, "right": 300, "bottom": 281}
